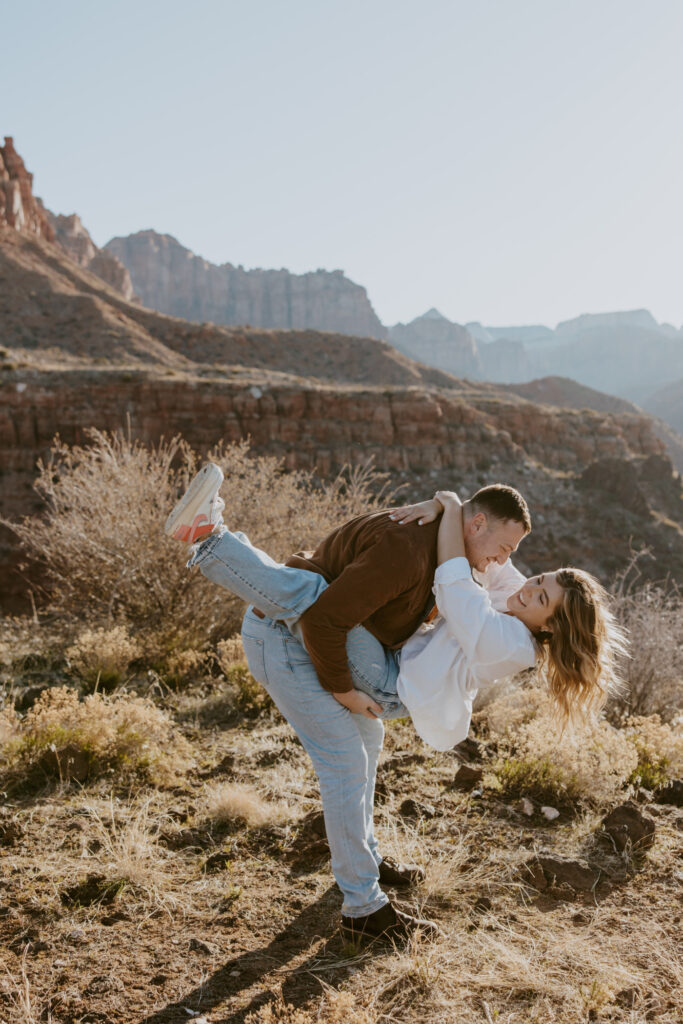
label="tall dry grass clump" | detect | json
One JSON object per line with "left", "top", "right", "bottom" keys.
{"left": 0, "top": 686, "right": 192, "bottom": 790}
{"left": 610, "top": 578, "right": 683, "bottom": 721}
{"left": 4, "top": 428, "right": 393, "bottom": 658}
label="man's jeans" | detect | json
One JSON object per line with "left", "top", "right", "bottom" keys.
{"left": 188, "top": 527, "right": 406, "bottom": 916}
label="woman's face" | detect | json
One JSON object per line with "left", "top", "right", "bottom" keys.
{"left": 507, "top": 572, "right": 565, "bottom": 633}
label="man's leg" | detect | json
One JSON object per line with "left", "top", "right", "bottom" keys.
{"left": 353, "top": 714, "right": 384, "bottom": 867}
{"left": 240, "top": 609, "right": 388, "bottom": 917}
{"left": 240, "top": 610, "right": 439, "bottom": 941}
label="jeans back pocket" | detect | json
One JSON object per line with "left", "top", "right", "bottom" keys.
{"left": 241, "top": 632, "right": 267, "bottom": 685}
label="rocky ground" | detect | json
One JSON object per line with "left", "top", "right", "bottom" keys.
{"left": 1, "top": 673, "right": 682, "bottom": 1024}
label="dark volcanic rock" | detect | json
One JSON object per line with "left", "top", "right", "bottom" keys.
{"left": 522, "top": 854, "right": 600, "bottom": 892}
{"left": 600, "top": 801, "right": 656, "bottom": 853}
{"left": 399, "top": 798, "right": 437, "bottom": 819}
{"left": 653, "top": 779, "right": 683, "bottom": 807}
{"left": 452, "top": 764, "right": 484, "bottom": 790}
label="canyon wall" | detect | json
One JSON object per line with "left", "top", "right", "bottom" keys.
{"left": 105, "top": 231, "right": 387, "bottom": 338}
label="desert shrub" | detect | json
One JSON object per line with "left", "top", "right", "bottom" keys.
{"left": 66, "top": 624, "right": 142, "bottom": 691}
{"left": 4, "top": 429, "right": 393, "bottom": 654}
{"left": 480, "top": 680, "right": 638, "bottom": 807}
{"left": 0, "top": 686, "right": 192, "bottom": 790}
{"left": 611, "top": 577, "right": 683, "bottom": 721}
{"left": 622, "top": 713, "right": 683, "bottom": 788}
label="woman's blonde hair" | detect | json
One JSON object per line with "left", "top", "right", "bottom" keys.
{"left": 535, "top": 567, "right": 628, "bottom": 725}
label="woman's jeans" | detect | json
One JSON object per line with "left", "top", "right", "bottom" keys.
{"left": 188, "top": 526, "right": 407, "bottom": 917}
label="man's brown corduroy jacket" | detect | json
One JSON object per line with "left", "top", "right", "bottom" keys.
{"left": 286, "top": 508, "right": 440, "bottom": 693}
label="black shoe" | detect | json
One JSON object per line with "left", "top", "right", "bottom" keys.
{"left": 340, "top": 901, "right": 441, "bottom": 945}
{"left": 378, "top": 856, "right": 426, "bottom": 888}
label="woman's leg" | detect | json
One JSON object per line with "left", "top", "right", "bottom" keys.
{"left": 187, "top": 526, "right": 327, "bottom": 633}
{"left": 188, "top": 526, "right": 407, "bottom": 715}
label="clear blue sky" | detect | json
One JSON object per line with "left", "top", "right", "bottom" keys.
{"left": 4, "top": 0, "right": 683, "bottom": 328}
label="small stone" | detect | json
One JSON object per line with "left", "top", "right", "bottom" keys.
{"left": 452, "top": 764, "right": 483, "bottom": 790}
{"left": 541, "top": 805, "right": 560, "bottom": 820}
{"left": 399, "top": 798, "right": 436, "bottom": 819}
{"left": 519, "top": 797, "right": 534, "bottom": 816}
{"left": 189, "top": 937, "right": 218, "bottom": 955}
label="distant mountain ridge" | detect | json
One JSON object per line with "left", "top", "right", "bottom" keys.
{"left": 388, "top": 308, "right": 683, "bottom": 429}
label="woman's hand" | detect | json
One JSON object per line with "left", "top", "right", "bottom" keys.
{"left": 434, "top": 489, "right": 462, "bottom": 509}
{"left": 333, "top": 688, "right": 383, "bottom": 718}
{"left": 388, "top": 498, "right": 443, "bottom": 526}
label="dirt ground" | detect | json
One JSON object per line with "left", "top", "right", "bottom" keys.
{"left": 1, "top": 690, "right": 682, "bottom": 1024}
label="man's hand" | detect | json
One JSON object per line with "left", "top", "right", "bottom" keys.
{"left": 333, "top": 688, "right": 383, "bottom": 718}
{"left": 389, "top": 497, "right": 443, "bottom": 526}
{"left": 434, "top": 489, "right": 462, "bottom": 509}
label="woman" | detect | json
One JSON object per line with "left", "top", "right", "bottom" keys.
{"left": 167, "top": 464, "right": 626, "bottom": 748}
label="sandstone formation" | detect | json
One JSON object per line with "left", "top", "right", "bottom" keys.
{"left": 0, "top": 137, "right": 54, "bottom": 241}
{"left": 105, "top": 230, "right": 387, "bottom": 338}
{"left": 45, "top": 211, "right": 135, "bottom": 301}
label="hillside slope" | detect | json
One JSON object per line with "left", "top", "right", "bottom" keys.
{"left": 1, "top": 228, "right": 681, "bottom": 612}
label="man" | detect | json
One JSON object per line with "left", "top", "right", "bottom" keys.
{"left": 168, "top": 470, "right": 530, "bottom": 943}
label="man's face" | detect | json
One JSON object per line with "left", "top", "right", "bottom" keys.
{"left": 463, "top": 514, "right": 526, "bottom": 572}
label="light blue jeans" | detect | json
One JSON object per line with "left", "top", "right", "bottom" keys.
{"left": 188, "top": 526, "right": 406, "bottom": 917}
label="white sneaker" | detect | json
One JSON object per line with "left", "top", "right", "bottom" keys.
{"left": 165, "top": 463, "right": 225, "bottom": 544}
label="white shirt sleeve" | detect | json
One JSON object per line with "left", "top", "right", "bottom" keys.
{"left": 433, "top": 557, "right": 536, "bottom": 686}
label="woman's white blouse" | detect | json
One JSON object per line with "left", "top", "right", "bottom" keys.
{"left": 396, "top": 557, "right": 537, "bottom": 751}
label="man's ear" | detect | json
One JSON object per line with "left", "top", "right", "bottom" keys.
{"left": 470, "top": 511, "right": 488, "bottom": 534}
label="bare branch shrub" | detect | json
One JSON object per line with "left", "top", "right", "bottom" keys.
{"left": 611, "top": 576, "right": 683, "bottom": 721}
{"left": 3, "top": 429, "right": 393, "bottom": 658}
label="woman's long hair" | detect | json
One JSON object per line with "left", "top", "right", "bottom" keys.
{"left": 535, "top": 567, "right": 628, "bottom": 725}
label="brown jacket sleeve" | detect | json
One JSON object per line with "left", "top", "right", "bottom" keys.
{"left": 298, "top": 529, "right": 424, "bottom": 693}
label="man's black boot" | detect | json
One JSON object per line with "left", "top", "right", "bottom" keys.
{"left": 340, "top": 901, "right": 441, "bottom": 945}
{"left": 378, "top": 856, "right": 426, "bottom": 888}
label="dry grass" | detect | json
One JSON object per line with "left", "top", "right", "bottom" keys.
{"left": 75, "top": 795, "right": 187, "bottom": 917}
{"left": 203, "top": 781, "right": 293, "bottom": 827}
{"left": 0, "top": 953, "right": 48, "bottom": 1024}
{"left": 478, "top": 680, "right": 640, "bottom": 807}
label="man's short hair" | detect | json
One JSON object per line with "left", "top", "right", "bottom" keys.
{"left": 469, "top": 484, "right": 531, "bottom": 534}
